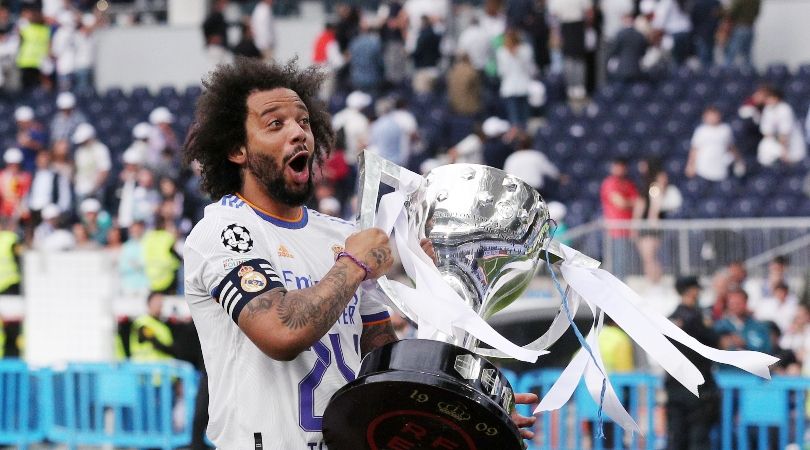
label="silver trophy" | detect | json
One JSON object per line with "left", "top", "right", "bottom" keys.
{"left": 323, "top": 152, "right": 597, "bottom": 450}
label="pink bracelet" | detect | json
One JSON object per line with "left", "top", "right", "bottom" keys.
{"left": 335, "top": 251, "right": 372, "bottom": 280}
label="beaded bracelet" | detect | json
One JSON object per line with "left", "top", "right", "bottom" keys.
{"left": 335, "top": 251, "right": 372, "bottom": 280}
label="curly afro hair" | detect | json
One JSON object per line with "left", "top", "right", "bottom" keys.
{"left": 183, "top": 57, "right": 335, "bottom": 200}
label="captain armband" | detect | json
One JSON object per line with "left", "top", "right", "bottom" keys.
{"left": 211, "top": 258, "right": 284, "bottom": 323}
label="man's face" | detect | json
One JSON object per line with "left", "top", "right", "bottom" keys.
{"left": 241, "top": 88, "right": 316, "bottom": 207}
{"left": 727, "top": 292, "right": 748, "bottom": 317}
{"left": 610, "top": 162, "right": 627, "bottom": 178}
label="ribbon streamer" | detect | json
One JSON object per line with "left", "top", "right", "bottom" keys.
{"left": 535, "top": 243, "right": 778, "bottom": 432}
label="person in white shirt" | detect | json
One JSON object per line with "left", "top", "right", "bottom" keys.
{"left": 33, "top": 203, "right": 75, "bottom": 251}
{"left": 686, "top": 106, "right": 742, "bottom": 182}
{"left": 650, "top": 0, "right": 692, "bottom": 66}
{"left": 182, "top": 58, "right": 537, "bottom": 449}
{"left": 547, "top": 0, "right": 592, "bottom": 99}
{"left": 496, "top": 29, "right": 536, "bottom": 130}
{"left": 251, "top": 0, "right": 276, "bottom": 62}
{"left": 27, "top": 150, "right": 71, "bottom": 219}
{"left": 503, "top": 136, "right": 561, "bottom": 196}
{"left": 753, "top": 282, "right": 799, "bottom": 334}
{"left": 73, "top": 14, "right": 97, "bottom": 91}
{"left": 456, "top": 16, "right": 492, "bottom": 70}
{"left": 71, "top": 123, "right": 111, "bottom": 207}
{"left": 50, "top": 10, "right": 78, "bottom": 91}
{"left": 330, "top": 91, "right": 371, "bottom": 168}
{"left": 758, "top": 86, "right": 807, "bottom": 166}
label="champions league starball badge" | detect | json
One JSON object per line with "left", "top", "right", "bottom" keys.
{"left": 322, "top": 152, "right": 778, "bottom": 450}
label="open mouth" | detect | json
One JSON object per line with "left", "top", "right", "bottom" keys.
{"left": 287, "top": 151, "right": 309, "bottom": 173}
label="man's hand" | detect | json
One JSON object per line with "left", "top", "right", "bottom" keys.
{"left": 344, "top": 228, "right": 394, "bottom": 279}
{"left": 420, "top": 238, "right": 438, "bottom": 264}
{"left": 512, "top": 392, "right": 539, "bottom": 440}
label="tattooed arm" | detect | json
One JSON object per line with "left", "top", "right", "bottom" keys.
{"left": 238, "top": 228, "right": 394, "bottom": 361}
{"left": 360, "top": 320, "right": 399, "bottom": 357}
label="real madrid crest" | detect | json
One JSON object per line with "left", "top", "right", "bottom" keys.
{"left": 241, "top": 271, "right": 267, "bottom": 293}
{"left": 331, "top": 244, "right": 344, "bottom": 258}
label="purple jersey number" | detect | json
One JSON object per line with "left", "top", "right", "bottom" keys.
{"left": 298, "top": 333, "right": 357, "bottom": 432}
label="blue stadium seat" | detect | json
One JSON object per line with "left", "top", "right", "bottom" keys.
{"left": 612, "top": 138, "right": 638, "bottom": 159}
{"left": 130, "top": 86, "right": 151, "bottom": 101}
{"left": 569, "top": 160, "right": 594, "bottom": 179}
{"left": 682, "top": 177, "right": 711, "bottom": 199}
{"left": 765, "top": 63, "right": 790, "bottom": 82}
{"left": 103, "top": 87, "right": 125, "bottom": 102}
{"left": 728, "top": 198, "right": 760, "bottom": 218}
{"left": 749, "top": 174, "right": 775, "bottom": 196}
{"left": 698, "top": 197, "right": 725, "bottom": 218}
{"left": 157, "top": 85, "right": 179, "bottom": 100}
{"left": 627, "top": 82, "right": 653, "bottom": 101}
{"left": 665, "top": 157, "right": 686, "bottom": 177}
{"left": 582, "top": 139, "right": 602, "bottom": 160}
{"left": 647, "top": 138, "right": 671, "bottom": 159}
{"left": 663, "top": 119, "right": 688, "bottom": 138}
{"left": 597, "top": 120, "right": 622, "bottom": 139}
{"left": 763, "top": 196, "right": 796, "bottom": 217}
{"left": 717, "top": 178, "right": 742, "bottom": 198}
{"left": 797, "top": 64, "right": 810, "bottom": 80}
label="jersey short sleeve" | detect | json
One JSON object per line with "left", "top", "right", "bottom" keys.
{"left": 358, "top": 283, "right": 392, "bottom": 327}
{"left": 184, "top": 215, "right": 284, "bottom": 323}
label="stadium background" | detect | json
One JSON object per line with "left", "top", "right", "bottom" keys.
{"left": 0, "top": 0, "right": 809, "bottom": 448}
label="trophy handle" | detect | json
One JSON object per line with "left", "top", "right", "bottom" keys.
{"left": 474, "top": 241, "right": 600, "bottom": 359}
{"left": 356, "top": 151, "right": 422, "bottom": 324}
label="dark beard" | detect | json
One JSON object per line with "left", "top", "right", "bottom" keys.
{"left": 245, "top": 150, "right": 313, "bottom": 207}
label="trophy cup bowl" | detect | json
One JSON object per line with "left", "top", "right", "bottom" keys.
{"left": 323, "top": 163, "right": 550, "bottom": 450}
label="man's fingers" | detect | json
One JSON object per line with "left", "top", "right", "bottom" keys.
{"left": 511, "top": 413, "right": 537, "bottom": 428}
{"left": 419, "top": 238, "right": 438, "bottom": 264}
{"left": 514, "top": 392, "right": 539, "bottom": 404}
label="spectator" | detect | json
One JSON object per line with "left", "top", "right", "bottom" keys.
{"left": 457, "top": 16, "right": 492, "bottom": 71}
{"left": 147, "top": 107, "right": 180, "bottom": 169}
{"left": 117, "top": 148, "right": 147, "bottom": 229}
{"left": 607, "top": 13, "right": 648, "bottom": 83}
{"left": 202, "top": 0, "right": 228, "bottom": 50}
{"left": 779, "top": 304, "right": 810, "bottom": 363}
{"left": 600, "top": 157, "right": 639, "bottom": 280}
{"left": 79, "top": 197, "right": 112, "bottom": 246}
{"left": 312, "top": 20, "right": 344, "bottom": 99}
{"left": 765, "top": 321, "right": 799, "bottom": 375}
{"left": 633, "top": 164, "right": 682, "bottom": 283}
{"left": 548, "top": 0, "right": 591, "bottom": 100}
{"left": 503, "top": 134, "right": 562, "bottom": 199}
{"left": 50, "top": 10, "right": 78, "bottom": 91}
{"left": 690, "top": 0, "right": 722, "bottom": 68}
{"left": 380, "top": 0, "right": 408, "bottom": 89}
{"left": 548, "top": 201, "right": 571, "bottom": 245}
{"left": 73, "top": 14, "right": 97, "bottom": 91}
{"left": 753, "top": 282, "right": 798, "bottom": 334}
{"left": 158, "top": 177, "right": 186, "bottom": 232}
{"left": 129, "top": 292, "right": 175, "bottom": 362}
{"left": 0, "top": 218, "right": 21, "bottom": 295}
{"left": 32, "top": 203, "right": 75, "bottom": 251}
{"left": 0, "top": 148, "right": 32, "bottom": 221}
{"left": 598, "top": 316, "right": 634, "bottom": 373}
{"left": 711, "top": 260, "right": 747, "bottom": 321}
{"left": 16, "top": 5, "right": 50, "bottom": 91}
{"left": 666, "top": 276, "right": 720, "bottom": 450}
{"left": 757, "top": 86, "right": 806, "bottom": 167}
{"left": 50, "top": 139, "right": 73, "bottom": 182}
{"left": 141, "top": 216, "right": 181, "bottom": 294}
{"left": 391, "top": 97, "right": 419, "bottom": 165}
{"left": 715, "top": 288, "right": 771, "bottom": 354}
{"left": 496, "top": 28, "right": 535, "bottom": 130}
{"left": 49, "top": 92, "right": 87, "bottom": 145}
{"left": 14, "top": 106, "right": 47, "bottom": 173}
{"left": 403, "top": 0, "right": 450, "bottom": 53}
{"left": 481, "top": 116, "right": 513, "bottom": 169}
{"left": 650, "top": 0, "right": 692, "bottom": 66}
{"left": 250, "top": 0, "right": 276, "bottom": 62}
{"left": 334, "top": 4, "right": 360, "bottom": 53}
{"left": 411, "top": 15, "right": 441, "bottom": 72}
{"left": 600, "top": 0, "right": 634, "bottom": 46}
{"left": 737, "top": 84, "right": 767, "bottom": 156}
{"left": 233, "top": 20, "right": 262, "bottom": 59}
{"left": 124, "top": 122, "right": 151, "bottom": 165}
{"left": 368, "top": 98, "right": 406, "bottom": 166}
{"left": 446, "top": 125, "right": 485, "bottom": 165}
{"left": 26, "top": 150, "right": 71, "bottom": 229}
{"left": 723, "top": 0, "right": 760, "bottom": 69}
{"left": 331, "top": 90, "right": 371, "bottom": 171}
{"left": 347, "top": 20, "right": 384, "bottom": 94}
{"left": 118, "top": 220, "right": 150, "bottom": 297}
{"left": 72, "top": 221, "right": 98, "bottom": 249}
{"left": 0, "top": 4, "right": 15, "bottom": 92}
{"left": 72, "top": 123, "right": 111, "bottom": 206}
{"left": 447, "top": 53, "right": 482, "bottom": 117}
{"left": 686, "top": 106, "right": 742, "bottom": 182}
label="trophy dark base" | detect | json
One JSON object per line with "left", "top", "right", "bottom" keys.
{"left": 323, "top": 339, "right": 523, "bottom": 450}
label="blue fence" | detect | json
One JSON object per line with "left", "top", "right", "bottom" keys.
{"left": 0, "top": 359, "right": 197, "bottom": 450}
{"left": 0, "top": 360, "right": 807, "bottom": 449}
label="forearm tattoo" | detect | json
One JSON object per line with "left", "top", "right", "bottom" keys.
{"left": 242, "top": 263, "right": 356, "bottom": 336}
{"left": 360, "top": 321, "right": 399, "bottom": 357}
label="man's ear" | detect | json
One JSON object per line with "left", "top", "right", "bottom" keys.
{"left": 228, "top": 146, "right": 247, "bottom": 165}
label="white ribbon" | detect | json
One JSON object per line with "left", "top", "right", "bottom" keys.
{"left": 371, "top": 174, "right": 546, "bottom": 363}
{"left": 535, "top": 243, "right": 779, "bottom": 432}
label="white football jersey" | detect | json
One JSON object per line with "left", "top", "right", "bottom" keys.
{"left": 184, "top": 194, "right": 390, "bottom": 450}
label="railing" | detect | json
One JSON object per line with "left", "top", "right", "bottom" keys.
{"left": 562, "top": 218, "right": 810, "bottom": 279}
{"left": 0, "top": 359, "right": 198, "bottom": 450}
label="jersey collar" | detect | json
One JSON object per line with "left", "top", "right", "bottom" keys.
{"left": 236, "top": 193, "right": 309, "bottom": 230}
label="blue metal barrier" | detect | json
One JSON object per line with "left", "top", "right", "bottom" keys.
{"left": 521, "top": 370, "right": 660, "bottom": 450}
{"left": 0, "top": 359, "right": 44, "bottom": 449}
{"left": 42, "top": 361, "right": 198, "bottom": 450}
